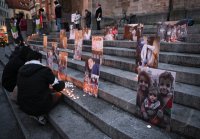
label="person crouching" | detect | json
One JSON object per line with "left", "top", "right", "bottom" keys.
{"left": 17, "top": 51, "right": 65, "bottom": 125}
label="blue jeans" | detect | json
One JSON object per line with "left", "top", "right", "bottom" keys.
{"left": 56, "top": 18, "right": 61, "bottom": 31}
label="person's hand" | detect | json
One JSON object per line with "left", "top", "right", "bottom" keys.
{"left": 52, "top": 81, "right": 65, "bottom": 92}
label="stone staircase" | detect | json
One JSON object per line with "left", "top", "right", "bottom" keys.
{"left": 27, "top": 23, "right": 200, "bottom": 139}
{"left": 3, "top": 23, "right": 199, "bottom": 138}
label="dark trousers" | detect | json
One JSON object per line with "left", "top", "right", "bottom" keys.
{"left": 96, "top": 20, "right": 101, "bottom": 30}
{"left": 75, "top": 24, "right": 80, "bottom": 30}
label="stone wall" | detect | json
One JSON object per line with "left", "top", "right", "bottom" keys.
{"left": 91, "top": 0, "right": 200, "bottom": 24}
{"left": 60, "top": 0, "right": 200, "bottom": 26}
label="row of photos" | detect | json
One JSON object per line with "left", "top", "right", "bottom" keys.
{"left": 29, "top": 21, "right": 189, "bottom": 130}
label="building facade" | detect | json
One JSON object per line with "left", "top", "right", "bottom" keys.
{"left": 0, "top": 0, "right": 9, "bottom": 31}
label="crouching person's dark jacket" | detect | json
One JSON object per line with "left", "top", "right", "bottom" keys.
{"left": 17, "top": 60, "right": 65, "bottom": 116}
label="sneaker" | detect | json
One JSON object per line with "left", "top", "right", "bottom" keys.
{"left": 30, "top": 115, "right": 47, "bottom": 125}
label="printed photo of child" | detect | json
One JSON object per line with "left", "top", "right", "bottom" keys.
{"left": 136, "top": 67, "right": 176, "bottom": 130}
{"left": 83, "top": 57, "right": 100, "bottom": 97}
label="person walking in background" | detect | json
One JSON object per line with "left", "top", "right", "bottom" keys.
{"left": 19, "top": 13, "right": 27, "bottom": 44}
{"left": 84, "top": 9, "right": 91, "bottom": 28}
{"left": 15, "top": 14, "right": 23, "bottom": 43}
{"left": 54, "top": 1, "right": 62, "bottom": 32}
{"left": 10, "top": 18, "right": 19, "bottom": 44}
{"left": 95, "top": 3, "right": 102, "bottom": 30}
{"left": 39, "top": 8, "right": 48, "bottom": 34}
{"left": 74, "top": 10, "right": 81, "bottom": 30}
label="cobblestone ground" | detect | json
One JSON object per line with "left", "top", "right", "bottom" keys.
{"left": 0, "top": 48, "right": 25, "bottom": 139}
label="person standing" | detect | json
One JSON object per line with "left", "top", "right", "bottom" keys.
{"left": 54, "top": 1, "right": 62, "bottom": 32}
{"left": 74, "top": 10, "right": 81, "bottom": 30}
{"left": 19, "top": 14, "right": 27, "bottom": 44}
{"left": 95, "top": 3, "right": 102, "bottom": 30}
{"left": 84, "top": 9, "right": 91, "bottom": 28}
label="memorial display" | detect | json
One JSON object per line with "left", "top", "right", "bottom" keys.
{"left": 73, "top": 30, "right": 83, "bottom": 60}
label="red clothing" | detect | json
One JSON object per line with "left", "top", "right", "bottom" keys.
{"left": 19, "top": 19, "right": 27, "bottom": 31}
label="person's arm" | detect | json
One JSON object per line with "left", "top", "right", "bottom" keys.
{"left": 147, "top": 44, "right": 155, "bottom": 51}
{"left": 141, "top": 45, "right": 147, "bottom": 61}
{"left": 52, "top": 79, "right": 65, "bottom": 92}
{"left": 43, "top": 67, "right": 65, "bottom": 92}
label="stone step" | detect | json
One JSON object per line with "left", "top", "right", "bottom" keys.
{"left": 28, "top": 39, "right": 200, "bottom": 67}
{"left": 2, "top": 88, "right": 62, "bottom": 139}
{"left": 29, "top": 42, "right": 200, "bottom": 86}
{"left": 68, "top": 45, "right": 200, "bottom": 86}
{"left": 66, "top": 57, "right": 200, "bottom": 111}
{"left": 187, "top": 34, "right": 200, "bottom": 43}
{"left": 52, "top": 64, "right": 199, "bottom": 139}
{"left": 29, "top": 44, "right": 200, "bottom": 110}
{"left": 28, "top": 37, "right": 200, "bottom": 54}
{"left": 69, "top": 44, "right": 200, "bottom": 67}
{"left": 49, "top": 103, "right": 111, "bottom": 139}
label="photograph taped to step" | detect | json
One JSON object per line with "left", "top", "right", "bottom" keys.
{"left": 124, "top": 23, "right": 143, "bottom": 41}
{"left": 52, "top": 42, "right": 58, "bottom": 57}
{"left": 46, "top": 49, "right": 54, "bottom": 70}
{"left": 69, "top": 28, "right": 76, "bottom": 40}
{"left": 83, "top": 57, "right": 100, "bottom": 97}
{"left": 82, "top": 28, "right": 91, "bottom": 40}
{"left": 136, "top": 67, "right": 176, "bottom": 130}
{"left": 136, "top": 36, "right": 160, "bottom": 73}
{"left": 60, "top": 29, "right": 67, "bottom": 48}
{"left": 92, "top": 36, "right": 103, "bottom": 63}
{"left": 58, "top": 52, "right": 68, "bottom": 80}
{"left": 43, "top": 35, "right": 47, "bottom": 51}
{"left": 73, "top": 30, "right": 83, "bottom": 60}
{"left": 104, "top": 26, "right": 118, "bottom": 41}
{"left": 157, "top": 21, "right": 188, "bottom": 42}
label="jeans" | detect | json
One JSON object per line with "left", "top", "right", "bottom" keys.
{"left": 56, "top": 18, "right": 61, "bottom": 31}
